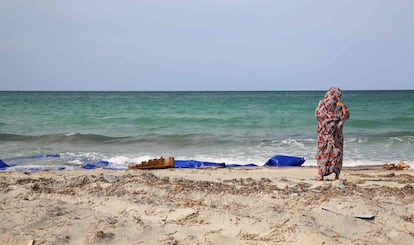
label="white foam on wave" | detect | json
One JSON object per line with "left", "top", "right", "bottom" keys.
{"left": 68, "top": 159, "right": 84, "bottom": 166}
{"left": 389, "top": 137, "right": 404, "bottom": 142}
{"left": 303, "top": 159, "right": 414, "bottom": 169}
{"left": 347, "top": 137, "right": 369, "bottom": 144}
{"left": 280, "top": 139, "right": 305, "bottom": 147}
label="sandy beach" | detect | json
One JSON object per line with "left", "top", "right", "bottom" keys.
{"left": 0, "top": 166, "right": 413, "bottom": 245}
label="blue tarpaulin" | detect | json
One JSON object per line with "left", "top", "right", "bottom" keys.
{"left": 81, "top": 160, "right": 125, "bottom": 170}
{"left": 264, "top": 155, "right": 305, "bottom": 167}
{"left": 0, "top": 159, "right": 9, "bottom": 169}
{"left": 82, "top": 160, "right": 111, "bottom": 169}
{"left": 174, "top": 155, "right": 305, "bottom": 168}
{"left": 174, "top": 160, "right": 226, "bottom": 168}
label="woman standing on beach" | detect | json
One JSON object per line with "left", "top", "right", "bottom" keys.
{"left": 315, "top": 87, "right": 350, "bottom": 181}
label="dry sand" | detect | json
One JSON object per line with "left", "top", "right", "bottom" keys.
{"left": 0, "top": 166, "right": 413, "bottom": 245}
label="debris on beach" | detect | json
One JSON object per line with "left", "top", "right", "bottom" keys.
{"left": 382, "top": 162, "right": 410, "bottom": 170}
{"left": 128, "top": 156, "right": 175, "bottom": 169}
{"left": 1, "top": 167, "right": 414, "bottom": 244}
{"left": 353, "top": 214, "right": 375, "bottom": 220}
{"left": 321, "top": 207, "right": 375, "bottom": 220}
{"left": 103, "top": 174, "right": 119, "bottom": 183}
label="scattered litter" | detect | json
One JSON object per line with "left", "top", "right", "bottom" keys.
{"left": 382, "top": 162, "right": 410, "bottom": 170}
{"left": 321, "top": 207, "right": 375, "bottom": 220}
{"left": 321, "top": 207, "right": 338, "bottom": 214}
{"left": 353, "top": 214, "right": 375, "bottom": 220}
{"left": 103, "top": 175, "right": 119, "bottom": 183}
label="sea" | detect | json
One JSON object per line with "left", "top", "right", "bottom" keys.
{"left": 1, "top": 90, "right": 413, "bottom": 171}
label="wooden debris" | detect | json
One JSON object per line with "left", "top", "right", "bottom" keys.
{"left": 382, "top": 162, "right": 410, "bottom": 170}
{"left": 128, "top": 156, "right": 174, "bottom": 169}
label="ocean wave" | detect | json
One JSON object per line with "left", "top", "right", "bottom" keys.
{"left": 0, "top": 132, "right": 241, "bottom": 146}
{"left": 2, "top": 131, "right": 413, "bottom": 147}
{"left": 280, "top": 139, "right": 306, "bottom": 147}
{"left": 348, "top": 131, "right": 414, "bottom": 139}
{"left": 0, "top": 133, "right": 128, "bottom": 143}
{"left": 385, "top": 116, "right": 414, "bottom": 123}
{"left": 349, "top": 117, "right": 414, "bottom": 131}
{"left": 0, "top": 134, "right": 27, "bottom": 141}
{"left": 348, "top": 119, "right": 387, "bottom": 128}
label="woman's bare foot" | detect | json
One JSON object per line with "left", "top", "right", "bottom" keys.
{"left": 318, "top": 176, "right": 324, "bottom": 181}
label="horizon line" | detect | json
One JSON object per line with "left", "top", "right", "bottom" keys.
{"left": 1, "top": 89, "right": 413, "bottom": 92}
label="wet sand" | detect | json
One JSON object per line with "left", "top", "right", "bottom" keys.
{"left": 0, "top": 166, "right": 413, "bottom": 244}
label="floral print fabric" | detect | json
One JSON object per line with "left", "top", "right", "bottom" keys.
{"left": 315, "top": 87, "right": 350, "bottom": 176}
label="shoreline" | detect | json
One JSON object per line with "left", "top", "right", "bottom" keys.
{"left": 2, "top": 161, "right": 410, "bottom": 172}
{"left": 1, "top": 167, "right": 413, "bottom": 244}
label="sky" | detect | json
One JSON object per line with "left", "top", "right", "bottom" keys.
{"left": 1, "top": 0, "right": 413, "bottom": 91}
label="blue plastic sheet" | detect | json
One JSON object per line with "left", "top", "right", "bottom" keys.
{"left": 24, "top": 167, "right": 43, "bottom": 172}
{"left": 0, "top": 159, "right": 9, "bottom": 169}
{"left": 83, "top": 163, "right": 99, "bottom": 169}
{"left": 174, "top": 155, "right": 305, "bottom": 168}
{"left": 264, "top": 155, "right": 305, "bottom": 167}
{"left": 174, "top": 160, "right": 225, "bottom": 168}
{"left": 82, "top": 160, "right": 111, "bottom": 169}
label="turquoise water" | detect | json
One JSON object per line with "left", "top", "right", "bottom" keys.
{"left": 1, "top": 91, "right": 413, "bottom": 169}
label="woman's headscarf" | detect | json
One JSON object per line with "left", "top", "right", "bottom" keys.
{"left": 315, "top": 87, "right": 342, "bottom": 118}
